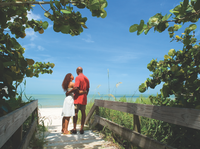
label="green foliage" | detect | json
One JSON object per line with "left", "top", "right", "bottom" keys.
{"left": 46, "top": 0, "right": 107, "bottom": 35}
{"left": 136, "top": 0, "right": 200, "bottom": 109}
{"left": 129, "top": 0, "right": 200, "bottom": 36}
{"left": 130, "top": 0, "right": 200, "bottom": 148}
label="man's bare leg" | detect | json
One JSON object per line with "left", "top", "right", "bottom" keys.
{"left": 73, "top": 109, "right": 78, "bottom": 131}
{"left": 80, "top": 110, "right": 86, "bottom": 131}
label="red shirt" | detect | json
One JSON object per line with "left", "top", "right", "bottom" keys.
{"left": 74, "top": 73, "right": 90, "bottom": 105}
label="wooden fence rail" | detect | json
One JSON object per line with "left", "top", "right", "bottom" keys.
{"left": 85, "top": 99, "right": 200, "bottom": 149}
{"left": 0, "top": 100, "right": 38, "bottom": 149}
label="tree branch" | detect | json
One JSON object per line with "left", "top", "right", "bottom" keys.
{"left": 39, "top": 3, "right": 51, "bottom": 12}
{"left": 143, "top": 9, "right": 200, "bottom": 32}
{"left": 0, "top": 1, "right": 79, "bottom": 7}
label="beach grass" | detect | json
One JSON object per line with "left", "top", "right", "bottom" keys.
{"left": 28, "top": 110, "right": 47, "bottom": 148}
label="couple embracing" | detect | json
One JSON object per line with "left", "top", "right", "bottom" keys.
{"left": 61, "top": 67, "right": 89, "bottom": 135}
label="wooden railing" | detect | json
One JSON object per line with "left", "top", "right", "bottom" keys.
{"left": 0, "top": 100, "right": 38, "bottom": 149}
{"left": 85, "top": 99, "right": 200, "bottom": 149}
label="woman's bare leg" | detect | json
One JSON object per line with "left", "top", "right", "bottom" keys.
{"left": 62, "top": 117, "right": 65, "bottom": 133}
{"left": 63, "top": 117, "right": 70, "bottom": 134}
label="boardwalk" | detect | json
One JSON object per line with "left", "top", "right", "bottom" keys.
{"left": 39, "top": 108, "right": 117, "bottom": 149}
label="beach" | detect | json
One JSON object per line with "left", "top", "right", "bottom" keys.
{"left": 39, "top": 107, "right": 66, "bottom": 127}
{"left": 24, "top": 94, "right": 149, "bottom": 108}
{"left": 38, "top": 107, "right": 118, "bottom": 149}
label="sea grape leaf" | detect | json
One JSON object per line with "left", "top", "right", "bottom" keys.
{"left": 42, "top": 21, "right": 48, "bottom": 29}
{"left": 189, "top": 24, "right": 197, "bottom": 30}
{"left": 139, "top": 83, "right": 146, "bottom": 93}
{"left": 162, "top": 14, "right": 172, "bottom": 21}
{"left": 61, "top": 9, "right": 71, "bottom": 14}
{"left": 61, "top": 25, "right": 70, "bottom": 33}
{"left": 101, "top": 11, "right": 107, "bottom": 18}
{"left": 129, "top": 24, "right": 138, "bottom": 33}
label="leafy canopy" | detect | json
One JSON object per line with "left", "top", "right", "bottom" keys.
{"left": 0, "top": 0, "right": 107, "bottom": 114}
{"left": 130, "top": 1, "right": 200, "bottom": 148}
{"left": 129, "top": 0, "right": 200, "bottom": 106}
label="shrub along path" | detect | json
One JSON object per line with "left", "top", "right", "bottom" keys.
{"left": 39, "top": 108, "right": 117, "bottom": 149}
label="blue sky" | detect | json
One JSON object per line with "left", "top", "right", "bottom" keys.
{"left": 17, "top": 0, "right": 200, "bottom": 95}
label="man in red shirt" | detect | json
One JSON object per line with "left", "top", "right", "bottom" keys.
{"left": 71, "top": 67, "right": 89, "bottom": 134}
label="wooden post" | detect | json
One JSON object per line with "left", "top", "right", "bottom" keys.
{"left": 32, "top": 108, "right": 38, "bottom": 124}
{"left": 96, "top": 106, "right": 99, "bottom": 115}
{"left": 19, "top": 120, "right": 37, "bottom": 149}
{"left": 95, "top": 106, "right": 103, "bottom": 130}
{"left": 36, "top": 107, "right": 39, "bottom": 124}
{"left": 31, "top": 110, "right": 35, "bottom": 123}
{"left": 133, "top": 115, "right": 141, "bottom": 133}
{"left": 85, "top": 104, "right": 97, "bottom": 125}
{"left": 12, "top": 125, "right": 23, "bottom": 148}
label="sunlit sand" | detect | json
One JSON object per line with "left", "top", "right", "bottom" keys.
{"left": 38, "top": 108, "right": 117, "bottom": 148}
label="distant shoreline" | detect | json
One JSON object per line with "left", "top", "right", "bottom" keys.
{"left": 24, "top": 94, "right": 175, "bottom": 108}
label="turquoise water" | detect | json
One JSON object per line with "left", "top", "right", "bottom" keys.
{"left": 22, "top": 94, "right": 149, "bottom": 108}
{"left": 22, "top": 94, "right": 175, "bottom": 108}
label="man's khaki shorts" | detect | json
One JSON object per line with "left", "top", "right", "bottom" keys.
{"left": 74, "top": 104, "right": 86, "bottom": 110}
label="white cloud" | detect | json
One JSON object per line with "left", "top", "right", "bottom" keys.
{"left": 27, "top": 10, "right": 41, "bottom": 20}
{"left": 26, "top": 29, "right": 37, "bottom": 41}
{"left": 108, "top": 52, "right": 137, "bottom": 63}
{"left": 82, "top": 34, "right": 94, "bottom": 43}
{"left": 160, "top": 2, "right": 165, "bottom": 6}
{"left": 37, "top": 45, "right": 45, "bottom": 51}
{"left": 38, "top": 55, "right": 55, "bottom": 63}
{"left": 23, "top": 44, "right": 45, "bottom": 51}
{"left": 195, "top": 30, "right": 200, "bottom": 37}
{"left": 24, "top": 43, "right": 36, "bottom": 50}
{"left": 7, "top": 10, "right": 41, "bottom": 22}
{"left": 121, "top": 74, "right": 128, "bottom": 77}
{"left": 48, "top": 24, "right": 53, "bottom": 28}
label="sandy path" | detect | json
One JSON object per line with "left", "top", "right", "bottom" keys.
{"left": 39, "top": 108, "right": 117, "bottom": 149}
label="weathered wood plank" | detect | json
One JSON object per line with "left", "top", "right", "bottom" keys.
{"left": 0, "top": 100, "right": 38, "bottom": 148}
{"left": 35, "top": 107, "right": 39, "bottom": 124}
{"left": 95, "top": 99, "right": 200, "bottom": 130}
{"left": 19, "top": 120, "right": 37, "bottom": 149}
{"left": 134, "top": 115, "right": 141, "bottom": 133}
{"left": 94, "top": 115, "right": 175, "bottom": 149}
{"left": 90, "top": 117, "right": 99, "bottom": 129}
{"left": 96, "top": 106, "right": 99, "bottom": 115}
{"left": 85, "top": 103, "right": 97, "bottom": 125}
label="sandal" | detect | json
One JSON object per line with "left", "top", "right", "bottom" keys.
{"left": 80, "top": 130, "right": 84, "bottom": 134}
{"left": 70, "top": 129, "right": 77, "bottom": 134}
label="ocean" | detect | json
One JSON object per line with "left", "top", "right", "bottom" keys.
{"left": 22, "top": 94, "right": 155, "bottom": 108}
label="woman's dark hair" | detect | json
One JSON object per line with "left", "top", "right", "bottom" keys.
{"left": 62, "top": 73, "right": 72, "bottom": 91}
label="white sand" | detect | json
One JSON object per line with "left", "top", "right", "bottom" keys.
{"left": 39, "top": 108, "right": 67, "bottom": 127}
{"left": 38, "top": 108, "right": 118, "bottom": 149}
{"left": 38, "top": 107, "right": 75, "bottom": 134}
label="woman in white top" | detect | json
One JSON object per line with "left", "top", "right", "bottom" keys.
{"left": 61, "top": 73, "right": 87, "bottom": 134}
